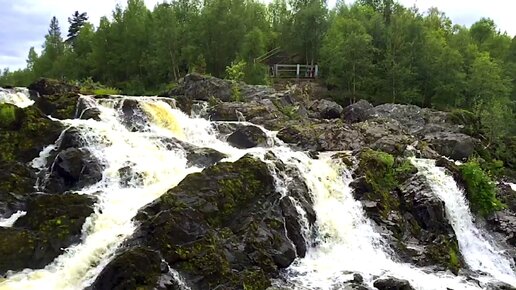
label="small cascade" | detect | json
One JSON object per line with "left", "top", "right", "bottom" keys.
{"left": 140, "top": 100, "right": 185, "bottom": 138}
{"left": 412, "top": 158, "right": 516, "bottom": 286}
{"left": 0, "top": 87, "right": 34, "bottom": 108}
{"left": 0, "top": 211, "right": 27, "bottom": 227}
{"left": 272, "top": 152, "right": 482, "bottom": 290}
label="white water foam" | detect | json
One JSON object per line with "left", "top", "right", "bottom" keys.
{"left": 0, "top": 211, "right": 27, "bottom": 227}
{"left": 412, "top": 158, "right": 516, "bottom": 286}
{"left": 0, "top": 87, "right": 34, "bottom": 108}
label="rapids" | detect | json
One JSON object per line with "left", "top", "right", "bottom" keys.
{"left": 0, "top": 87, "right": 34, "bottom": 108}
{"left": 0, "top": 93, "right": 514, "bottom": 289}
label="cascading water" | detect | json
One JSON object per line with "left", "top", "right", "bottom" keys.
{"left": 0, "top": 87, "right": 34, "bottom": 108}
{"left": 270, "top": 152, "right": 484, "bottom": 290}
{"left": 0, "top": 94, "right": 513, "bottom": 289}
{"left": 0, "top": 211, "right": 26, "bottom": 227}
{"left": 412, "top": 158, "right": 516, "bottom": 286}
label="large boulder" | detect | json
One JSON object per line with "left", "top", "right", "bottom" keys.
{"left": 116, "top": 156, "right": 306, "bottom": 289}
{"left": 28, "top": 78, "right": 80, "bottom": 97}
{"left": 76, "top": 96, "right": 101, "bottom": 121}
{"left": 43, "top": 148, "right": 103, "bottom": 194}
{"left": 169, "top": 73, "right": 275, "bottom": 103}
{"left": 277, "top": 120, "right": 365, "bottom": 151}
{"left": 226, "top": 125, "right": 268, "bottom": 149}
{"left": 373, "top": 277, "right": 415, "bottom": 290}
{"left": 0, "top": 193, "right": 95, "bottom": 274}
{"left": 343, "top": 100, "right": 374, "bottom": 123}
{"left": 309, "top": 99, "right": 343, "bottom": 119}
{"left": 423, "top": 132, "right": 480, "bottom": 161}
{"left": 210, "top": 99, "right": 287, "bottom": 130}
{"left": 28, "top": 78, "right": 80, "bottom": 120}
{"left": 372, "top": 104, "right": 426, "bottom": 134}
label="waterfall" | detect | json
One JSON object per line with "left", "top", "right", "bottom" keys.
{"left": 0, "top": 211, "right": 27, "bottom": 227}
{"left": 0, "top": 87, "right": 34, "bottom": 108}
{"left": 412, "top": 158, "right": 516, "bottom": 286}
{"left": 0, "top": 96, "right": 512, "bottom": 289}
{"left": 271, "top": 152, "right": 482, "bottom": 290}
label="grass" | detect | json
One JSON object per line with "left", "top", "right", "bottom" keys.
{"left": 92, "top": 87, "right": 121, "bottom": 96}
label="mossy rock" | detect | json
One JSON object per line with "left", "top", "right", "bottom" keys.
{"left": 33, "top": 93, "right": 80, "bottom": 119}
{"left": 0, "top": 104, "right": 62, "bottom": 163}
{"left": 0, "top": 228, "right": 40, "bottom": 274}
{"left": 129, "top": 156, "right": 297, "bottom": 289}
{"left": 0, "top": 160, "right": 37, "bottom": 215}
{"left": 0, "top": 193, "right": 95, "bottom": 274}
{"left": 356, "top": 149, "right": 417, "bottom": 218}
{"left": 90, "top": 247, "right": 163, "bottom": 290}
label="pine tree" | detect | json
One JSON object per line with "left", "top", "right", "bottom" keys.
{"left": 67, "top": 11, "right": 89, "bottom": 45}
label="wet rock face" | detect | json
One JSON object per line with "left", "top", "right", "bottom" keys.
{"left": 44, "top": 148, "right": 103, "bottom": 194}
{"left": 0, "top": 161, "right": 37, "bottom": 216}
{"left": 373, "top": 277, "right": 415, "bottom": 290}
{"left": 159, "top": 136, "right": 227, "bottom": 168}
{"left": 351, "top": 150, "right": 462, "bottom": 273}
{"left": 0, "top": 193, "right": 95, "bottom": 275}
{"left": 107, "top": 156, "right": 308, "bottom": 290}
{"left": 226, "top": 125, "right": 268, "bottom": 149}
{"left": 90, "top": 247, "right": 164, "bottom": 290}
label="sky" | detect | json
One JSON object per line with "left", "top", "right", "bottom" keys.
{"left": 0, "top": 0, "right": 515, "bottom": 70}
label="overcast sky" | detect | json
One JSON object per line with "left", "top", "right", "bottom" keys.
{"left": 1, "top": 0, "right": 515, "bottom": 70}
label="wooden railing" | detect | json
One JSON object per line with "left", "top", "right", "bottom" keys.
{"left": 271, "top": 64, "right": 319, "bottom": 78}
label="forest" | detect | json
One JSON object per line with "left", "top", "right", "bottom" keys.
{"left": 1, "top": 0, "right": 515, "bottom": 143}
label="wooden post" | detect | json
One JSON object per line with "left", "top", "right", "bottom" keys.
{"left": 314, "top": 65, "right": 318, "bottom": 78}
{"left": 296, "top": 64, "right": 300, "bottom": 79}
{"left": 275, "top": 64, "right": 278, "bottom": 77}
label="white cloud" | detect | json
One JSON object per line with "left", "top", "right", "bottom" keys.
{"left": 397, "top": 0, "right": 516, "bottom": 35}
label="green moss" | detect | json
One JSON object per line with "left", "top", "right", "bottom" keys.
{"left": 0, "top": 104, "right": 17, "bottom": 127}
{"left": 449, "top": 247, "right": 460, "bottom": 271}
{"left": 459, "top": 158, "right": 505, "bottom": 217}
{"left": 358, "top": 149, "right": 418, "bottom": 218}
{"left": 0, "top": 105, "right": 62, "bottom": 163}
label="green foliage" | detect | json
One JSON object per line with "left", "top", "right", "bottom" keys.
{"left": 92, "top": 87, "right": 121, "bottom": 95}
{"left": 459, "top": 158, "right": 505, "bottom": 217}
{"left": 78, "top": 77, "right": 121, "bottom": 95}
{"left": 226, "top": 60, "right": 246, "bottom": 102}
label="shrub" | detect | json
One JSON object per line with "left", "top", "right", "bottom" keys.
{"left": 459, "top": 158, "right": 504, "bottom": 217}
{"left": 92, "top": 87, "right": 121, "bottom": 96}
